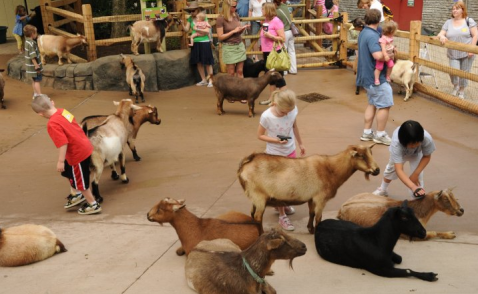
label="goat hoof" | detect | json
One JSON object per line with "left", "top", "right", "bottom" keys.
{"left": 134, "top": 155, "right": 141, "bottom": 161}
{"left": 111, "top": 172, "right": 119, "bottom": 180}
{"left": 122, "top": 178, "right": 129, "bottom": 184}
{"left": 176, "top": 247, "right": 186, "bottom": 256}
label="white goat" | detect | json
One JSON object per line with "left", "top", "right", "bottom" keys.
{"left": 390, "top": 60, "right": 417, "bottom": 101}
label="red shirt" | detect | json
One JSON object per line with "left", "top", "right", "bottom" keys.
{"left": 47, "top": 108, "right": 93, "bottom": 165}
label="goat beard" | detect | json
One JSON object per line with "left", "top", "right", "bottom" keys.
{"left": 364, "top": 173, "right": 370, "bottom": 181}
{"left": 288, "top": 258, "right": 295, "bottom": 270}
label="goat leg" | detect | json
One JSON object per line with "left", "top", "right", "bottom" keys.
{"left": 128, "top": 141, "right": 141, "bottom": 161}
{"left": 128, "top": 86, "right": 133, "bottom": 96}
{"left": 91, "top": 182, "right": 103, "bottom": 203}
{"left": 368, "top": 266, "right": 438, "bottom": 282}
{"left": 119, "top": 152, "right": 129, "bottom": 183}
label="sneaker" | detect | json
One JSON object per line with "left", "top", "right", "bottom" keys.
{"left": 360, "top": 132, "right": 374, "bottom": 141}
{"left": 372, "top": 187, "right": 389, "bottom": 197}
{"left": 458, "top": 91, "right": 465, "bottom": 99}
{"left": 196, "top": 81, "right": 207, "bottom": 86}
{"left": 78, "top": 202, "right": 102, "bottom": 215}
{"left": 451, "top": 86, "right": 460, "bottom": 96}
{"left": 259, "top": 99, "right": 271, "bottom": 105}
{"left": 274, "top": 206, "right": 296, "bottom": 215}
{"left": 207, "top": 82, "right": 213, "bottom": 88}
{"left": 279, "top": 215, "right": 295, "bottom": 231}
{"left": 64, "top": 193, "right": 86, "bottom": 209}
{"left": 373, "top": 133, "right": 392, "bottom": 146}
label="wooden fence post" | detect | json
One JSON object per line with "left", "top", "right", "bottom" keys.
{"left": 305, "top": 0, "right": 311, "bottom": 48}
{"left": 409, "top": 21, "right": 422, "bottom": 82}
{"left": 40, "top": 0, "right": 53, "bottom": 34}
{"left": 73, "top": 0, "right": 85, "bottom": 35}
{"left": 316, "top": 5, "right": 322, "bottom": 48}
{"left": 82, "top": 4, "right": 97, "bottom": 62}
{"left": 177, "top": 0, "right": 188, "bottom": 49}
{"left": 338, "top": 12, "right": 348, "bottom": 66}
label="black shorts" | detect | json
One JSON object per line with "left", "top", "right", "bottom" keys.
{"left": 61, "top": 156, "right": 91, "bottom": 191}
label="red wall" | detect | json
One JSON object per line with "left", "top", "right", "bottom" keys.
{"left": 382, "top": 0, "right": 423, "bottom": 31}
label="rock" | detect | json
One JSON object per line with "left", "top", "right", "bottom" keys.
{"left": 54, "top": 77, "right": 76, "bottom": 90}
{"left": 42, "top": 64, "right": 56, "bottom": 78}
{"left": 7, "top": 56, "right": 24, "bottom": 80}
{"left": 154, "top": 49, "right": 196, "bottom": 90}
{"left": 91, "top": 55, "right": 127, "bottom": 91}
{"left": 74, "top": 63, "right": 93, "bottom": 76}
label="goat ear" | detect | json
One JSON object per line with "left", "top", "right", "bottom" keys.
{"left": 113, "top": 101, "right": 120, "bottom": 106}
{"left": 172, "top": 203, "right": 185, "bottom": 211}
{"left": 266, "top": 239, "right": 284, "bottom": 250}
{"left": 349, "top": 150, "right": 358, "bottom": 157}
{"left": 177, "top": 199, "right": 185, "bottom": 205}
{"left": 434, "top": 190, "right": 443, "bottom": 200}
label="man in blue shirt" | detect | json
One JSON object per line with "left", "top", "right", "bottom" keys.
{"left": 236, "top": 0, "right": 250, "bottom": 17}
{"left": 356, "top": 8, "right": 394, "bottom": 146}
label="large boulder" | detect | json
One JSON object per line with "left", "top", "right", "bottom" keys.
{"left": 7, "top": 55, "right": 24, "bottom": 80}
{"left": 154, "top": 49, "right": 196, "bottom": 90}
{"left": 91, "top": 55, "right": 127, "bottom": 91}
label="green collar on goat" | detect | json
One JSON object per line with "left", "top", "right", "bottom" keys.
{"left": 242, "top": 256, "right": 266, "bottom": 284}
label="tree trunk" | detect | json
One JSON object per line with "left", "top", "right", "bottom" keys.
{"left": 111, "top": 0, "right": 126, "bottom": 38}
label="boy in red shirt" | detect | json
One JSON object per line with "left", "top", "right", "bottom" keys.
{"left": 31, "top": 94, "right": 101, "bottom": 215}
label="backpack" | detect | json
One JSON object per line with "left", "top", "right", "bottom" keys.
{"left": 382, "top": 4, "right": 393, "bottom": 20}
{"left": 465, "top": 18, "right": 478, "bottom": 45}
{"left": 325, "top": 0, "right": 334, "bottom": 10}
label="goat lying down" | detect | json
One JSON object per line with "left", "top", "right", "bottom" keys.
{"left": 0, "top": 224, "right": 67, "bottom": 267}
{"left": 315, "top": 201, "right": 438, "bottom": 282}
{"left": 238, "top": 144, "right": 380, "bottom": 234}
{"left": 147, "top": 197, "right": 260, "bottom": 256}
{"left": 185, "top": 229, "right": 307, "bottom": 294}
{"left": 337, "top": 188, "right": 464, "bottom": 240}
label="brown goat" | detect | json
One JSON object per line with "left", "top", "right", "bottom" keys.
{"left": 185, "top": 229, "right": 307, "bottom": 294}
{"left": 238, "top": 144, "right": 380, "bottom": 234}
{"left": 0, "top": 69, "right": 5, "bottom": 109}
{"left": 147, "top": 197, "right": 261, "bottom": 256}
{"left": 129, "top": 16, "right": 176, "bottom": 55}
{"left": 82, "top": 104, "right": 161, "bottom": 161}
{"left": 0, "top": 224, "right": 67, "bottom": 267}
{"left": 37, "top": 34, "right": 87, "bottom": 65}
{"left": 337, "top": 188, "right": 464, "bottom": 239}
{"left": 210, "top": 70, "right": 284, "bottom": 117}
{"left": 120, "top": 54, "right": 146, "bottom": 103}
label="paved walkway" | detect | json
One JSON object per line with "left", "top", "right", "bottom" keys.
{"left": 1, "top": 39, "right": 477, "bottom": 294}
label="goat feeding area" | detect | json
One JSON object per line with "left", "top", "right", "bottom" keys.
{"left": 1, "top": 49, "right": 478, "bottom": 294}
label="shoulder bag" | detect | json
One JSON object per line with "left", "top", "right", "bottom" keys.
{"left": 277, "top": 8, "right": 300, "bottom": 37}
{"left": 266, "top": 41, "right": 290, "bottom": 71}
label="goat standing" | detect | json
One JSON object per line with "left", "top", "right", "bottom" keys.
{"left": 211, "top": 70, "right": 283, "bottom": 117}
{"left": 390, "top": 60, "right": 417, "bottom": 101}
{"left": 120, "top": 54, "right": 145, "bottom": 104}
{"left": 337, "top": 188, "right": 464, "bottom": 239}
{"left": 37, "top": 34, "right": 87, "bottom": 66}
{"left": 238, "top": 144, "right": 380, "bottom": 233}
{"left": 87, "top": 99, "right": 141, "bottom": 203}
{"left": 315, "top": 201, "right": 438, "bottom": 282}
{"left": 185, "top": 229, "right": 307, "bottom": 294}
{"left": 129, "top": 16, "right": 176, "bottom": 55}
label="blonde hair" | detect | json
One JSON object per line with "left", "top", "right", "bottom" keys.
{"left": 452, "top": 1, "right": 468, "bottom": 19}
{"left": 23, "top": 24, "right": 37, "bottom": 37}
{"left": 263, "top": 3, "right": 277, "bottom": 20}
{"left": 271, "top": 89, "right": 296, "bottom": 111}
{"left": 31, "top": 94, "right": 52, "bottom": 114}
{"left": 221, "top": 0, "right": 237, "bottom": 22}
{"left": 196, "top": 11, "right": 206, "bottom": 21}
{"left": 382, "top": 20, "right": 397, "bottom": 36}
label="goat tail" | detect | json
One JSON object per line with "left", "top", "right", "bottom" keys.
{"left": 82, "top": 122, "right": 88, "bottom": 136}
{"left": 237, "top": 153, "right": 258, "bottom": 176}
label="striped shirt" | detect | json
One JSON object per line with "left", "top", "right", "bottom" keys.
{"left": 442, "top": 18, "right": 477, "bottom": 60}
{"left": 24, "top": 37, "right": 43, "bottom": 78}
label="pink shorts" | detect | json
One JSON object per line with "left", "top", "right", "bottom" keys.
{"left": 287, "top": 150, "right": 297, "bottom": 158}
{"left": 376, "top": 59, "right": 394, "bottom": 71}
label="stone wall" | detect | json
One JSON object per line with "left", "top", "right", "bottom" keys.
{"left": 7, "top": 49, "right": 217, "bottom": 92}
{"left": 339, "top": 0, "right": 478, "bottom": 35}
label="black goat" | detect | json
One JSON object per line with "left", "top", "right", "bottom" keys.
{"left": 28, "top": 6, "right": 44, "bottom": 35}
{"left": 243, "top": 58, "right": 266, "bottom": 78}
{"left": 315, "top": 201, "right": 438, "bottom": 282}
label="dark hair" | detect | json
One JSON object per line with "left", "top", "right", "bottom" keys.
{"left": 15, "top": 5, "right": 26, "bottom": 15}
{"left": 398, "top": 120, "right": 424, "bottom": 147}
{"left": 364, "top": 8, "right": 381, "bottom": 25}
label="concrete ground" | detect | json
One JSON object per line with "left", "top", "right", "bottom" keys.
{"left": 1, "top": 38, "right": 477, "bottom": 294}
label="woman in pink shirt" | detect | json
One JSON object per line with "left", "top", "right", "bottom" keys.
{"left": 260, "top": 3, "right": 287, "bottom": 93}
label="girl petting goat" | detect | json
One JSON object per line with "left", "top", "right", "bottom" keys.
{"left": 120, "top": 54, "right": 145, "bottom": 103}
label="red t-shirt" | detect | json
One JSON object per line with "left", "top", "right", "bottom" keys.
{"left": 47, "top": 109, "right": 93, "bottom": 165}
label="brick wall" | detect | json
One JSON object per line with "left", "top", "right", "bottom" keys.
{"left": 339, "top": 0, "right": 478, "bottom": 35}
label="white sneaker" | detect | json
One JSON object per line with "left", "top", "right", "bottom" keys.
{"left": 458, "top": 91, "right": 465, "bottom": 99}
{"left": 196, "top": 81, "right": 207, "bottom": 86}
{"left": 373, "top": 133, "right": 392, "bottom": 146}
{"left": 207, "top": 82, "right": 213, "bottom": 88}
{"left": 274, "top": 206, "right": 295, "bottom": 215}
{"left": 451, "top": 86, "right": 460, "bottom": 96}
{"left": 372, "top": 187, "right": 389, "bottom": 197}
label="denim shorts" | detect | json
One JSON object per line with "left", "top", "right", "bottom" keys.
{"left": 365, "top": 82, "right": 393, "bottom": 109}
{"left": 32, "top": 74, "right": 43, "bottom": 82}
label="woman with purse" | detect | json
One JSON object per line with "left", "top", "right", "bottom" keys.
{"left": 261, "top": 3, "right": 287, "bottom": 88}
{"left": 274, "top": 0, "right": 297, "bottom": 75}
